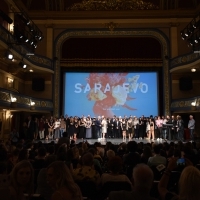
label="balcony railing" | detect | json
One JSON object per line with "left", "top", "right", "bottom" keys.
{"left": 170, "top": 51, "right": 200, "bottom": 70}
{"left": 171, "top": 96, "right": 200, "bottom": 112}
{"left": 0, "top": 88, "right": 53, "bottom": 111}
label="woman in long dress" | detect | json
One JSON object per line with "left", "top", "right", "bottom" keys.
{"left": 85, "top": 117, "right": 92, "bottom": 139}
{"left": 73, "top": 117, "right": 79, "bottom": 140}
{"left": 121, "top": 118, "right": 127, "bottom": 140}
{"left": 79, "top": 117, "right": 86, "bottom": 139}
{"left": 68, "top": 117, "right": 74, "bottom": 140}
{"left": 127, "top": 117, "right": 133, "bottom": 140}
{"left": 101, "top": 117, "right": 107, "bottom": 139}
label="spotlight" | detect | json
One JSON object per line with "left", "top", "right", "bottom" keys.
{"left": 191, "top": 68, "right": 196, "bottom": 72}
{"left": 24, "top": 37, "right": 29, "bottom": 43}
{"left": 18, "top": 14, "right": 30, "bottom": 26}
{"left": 38, "top": 35, "right": 43, "bottom": 41}
{"left": 6, "top": 51, "right": 13, "bottom": 60}
{"left": 19, "top": 61, "right": 27, "bottom": 69}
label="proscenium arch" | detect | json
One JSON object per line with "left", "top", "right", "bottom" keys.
{"left": 54, "top": 29, "right": 170, "bottom": 117}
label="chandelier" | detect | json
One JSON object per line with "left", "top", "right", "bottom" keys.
{"left": 67, "top": 0, "right": 159, "bottom": 11}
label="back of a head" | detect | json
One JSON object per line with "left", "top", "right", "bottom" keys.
{"left": 127, "top": 141, "right": 138, "bottom": 152}
{"left": 179, "top": 166, "right": 200, "bottom": 200}
{"left": 132, "top": 164, "right": 154, "bottom": 192}
{"left": 106, "top": 150, "right": 115, "bottom": 160}
{"left": 108, "top": 156, "right": 123, "bottom": 174}
{"left": 82, "top": 153, "right": 94, "bottom": 166}
{"left": 153, "top": 145, "right": 160, "bottom": 154}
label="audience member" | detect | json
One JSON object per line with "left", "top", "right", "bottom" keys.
{"left": 109, "top": 164, "right": 157, "bottom": 200}
{"left": 47, "top": 161, "right": 82, "bottom": 200}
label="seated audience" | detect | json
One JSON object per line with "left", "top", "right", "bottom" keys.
{"left": 100, "top": 156, "right": 132, "bottom": 186}
{"left": 9, "top": 160, "right": 34, "bottom": 200}
{"left": 73, "top": 152, "right": 100, "bottom": 184}
{"left": 158, "top": 157, "right": 200, "bottom": 200}
{"left": 109, "top": 164, "right": 156, "bottom": 200}
{"left": 47, "top": 161, "right": 82, "bottom": 200}
{"left": 148, "top": 145, "right": 167, "bottom": 167}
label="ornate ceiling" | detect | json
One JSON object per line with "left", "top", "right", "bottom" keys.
{"left": 20, "top": 0, "right": 200, "bottom": 11}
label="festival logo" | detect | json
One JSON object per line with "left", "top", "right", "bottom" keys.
{"left": 73, "top": 73, "right": 149, "bottom": 117}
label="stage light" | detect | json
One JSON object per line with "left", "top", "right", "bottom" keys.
{"left": 19, "top": 61, "right": 27, "bottom": 69}
{"left": 33, "top": 43, "right": 37, "bottom": 49}
{"left": 6, "top": 51, "right": 13, "bottom": 60}
{"left": 24, "top": 37, "right": 29, "bottom": 43}
{"left": 191, "top": 68, "right": 196, "bottom": 72}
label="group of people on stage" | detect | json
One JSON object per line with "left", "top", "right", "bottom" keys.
{"left": 25, "top": 114, "right": 195, "bottom": 142}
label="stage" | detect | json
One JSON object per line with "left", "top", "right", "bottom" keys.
{"left": 35, "top": 138, "right": 188, "bottom": 145}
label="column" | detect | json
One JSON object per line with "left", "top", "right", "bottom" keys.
{"left": 46, "top": 26, "right": 53, "bottom": 59}
{"left": 170, "top": 23, "right": 179, "bottom": 58}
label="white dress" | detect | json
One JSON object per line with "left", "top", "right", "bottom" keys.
{"left": 102, "top": 119, "right": 107, "bottom": 133}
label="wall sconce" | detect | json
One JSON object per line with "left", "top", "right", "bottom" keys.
{"left": 10, "top": 97, "right": 17, "bottom": 108}
{"left": 7, "top": 77, "right": 14, "bottom": 88}
{"left": 30, "top": 101, "right": 35, "bottom": 110}
{"left": 191, "top": 68, "right": 196, "bottom": 72}
{"left": 191, "top": 100, "right": 197, "bottom": 111}
{"left": 11, "top": 97, "right": 17, "bottom": 102}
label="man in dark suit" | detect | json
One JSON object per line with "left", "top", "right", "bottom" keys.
{"left": 114, "top": 118, "right": 121, "bottom": 138}
{"left": 95, "top": 116, "right": 101, "bottom": 139}
{"left": 27, "top": 115, "right": 35, "bottom": 140}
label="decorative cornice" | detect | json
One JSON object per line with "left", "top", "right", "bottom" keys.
{"left": 60, "top": 58, "right": 163, "bottom": 67}
{"left": 54, "top": 29, "right": 170, "bottom": 117}
{"left": 67, "top": 0, "right": 159, "bottom": 11}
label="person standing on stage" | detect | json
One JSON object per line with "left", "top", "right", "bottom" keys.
{"left": 27, "top": 116, "right": 35, "bottom": 140}
{"left": 121, "top": 118, "right": 127, "bottom": 140}
{"left": 114, "top": 117, "right": 121, "bottom": 138}
{"left": 48, "top": 116, "right": 54, "bottom": 139}
{"left": 177, "top": 115, "right": 184, "bottom": 141}
{"left": 85, "top": 117, "right": 92, "bottom": 139}
{"left": 171, "top": 115, "right": 177, "bottom": 140}
{"left": 38, "top": 118, "right": 45, "bottom": 140}
{"left": 79, "top": 117, "right": 86, "bottom": 139}
{"left": 44, "top": 118, "right": 49, "bottom": 139}
{"left": 107, "top": 117, "right": 114, "bottom": 138}
{"left": 133, "top": 117, "right": 139, "bottom": 139}
{"left": 73, "top": 116, "right": 79, "bottom": 140}
{"left": 188, "top": 115, "right": 195, "bottom": 142}
{"left": 146, "top": 118, "right": 150, "bottom": 139}
{"left": 54, "top": 118, "right": 61, "bottom": 140}
{"left": 68, "top": 117, "right": 74, "bottom": 140}
{"left": 127, "top": 117, "right": 133, "bottom": 140}
{"left": 95, "top": 116, "right": 102, "bottom": 139}
{"left": 34, "top": 118, "right": 39, "bottom": 140}
{"left": 148, "top": 118, "right": 155, "bottom": 140}
{"left": 156, "top": 116, "right": 163, "bottom": 140}
{"left": 101, "top": 117, "right": 107, "bottom": 139}
{"left": 60, "top": 117, "right": 66, "bottom": 138}
{"left": 162, "top": 116, "right": 168, "bottom": 140}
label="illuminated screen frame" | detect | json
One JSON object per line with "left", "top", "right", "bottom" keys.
{"left": 62, "top": 70, "right": 161, "bottom": 118}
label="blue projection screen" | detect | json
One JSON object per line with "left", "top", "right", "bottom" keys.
{"left": 63, "top": 72, "right": 158, "bottom": 117}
